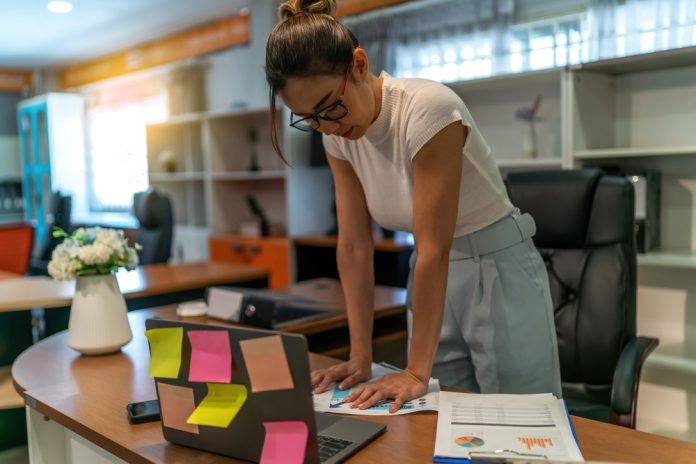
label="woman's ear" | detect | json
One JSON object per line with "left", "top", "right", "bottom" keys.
{"left": 352, "top": 47, "right": 369, "bottom": 80}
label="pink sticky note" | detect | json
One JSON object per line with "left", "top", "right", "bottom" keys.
{"left": 260, "top": 421, "right": 308, "bottom": 464}
{"left": 187, "top": 330, "right": 232, "bottom": 383}
{"left": 157, "top": 382, "right": 199, "bottom": 434}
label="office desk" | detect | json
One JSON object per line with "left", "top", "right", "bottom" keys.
{"left": 0, "top": 261, "right": 269, "bottom": 312}
{"left": 0, "top": 270, "right": 20, "bottom": 280}
{"left": 147, "top": 278, "right": 407, "bottom": 361}
{"left": 12, "top": 308, "right": 696, "bottom": 464}
{"left": 293, "top": 235, "right": 413, "bottom": 288}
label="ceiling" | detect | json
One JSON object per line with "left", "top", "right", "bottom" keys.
{"left": 0, "top": 0, "right": 250, "bottom": 69}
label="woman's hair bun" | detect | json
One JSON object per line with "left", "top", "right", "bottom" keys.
{"left": 278, "top": 0, "right": 337, "bottom": 21}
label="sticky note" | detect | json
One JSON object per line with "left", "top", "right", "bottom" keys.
{"left": 187, "top": 330, "right": 232, "bottom": 383}
{"left": 145, "top": 327, "right": 183, "bottom": 378}
{"left": 187, "top": 384, "right": 247, "bottom": 428}
{"left": 240, "top": 335, "right": 294, "bottom": 392}
{"left": 260, "top": 421, "right": 309, "bottom": 464}
{"left": 157, "top": 382, "right": 199, "bottom": 434}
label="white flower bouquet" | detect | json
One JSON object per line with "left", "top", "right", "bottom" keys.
{"left": 48, "top": 227, "right": 141, "bottom": 281}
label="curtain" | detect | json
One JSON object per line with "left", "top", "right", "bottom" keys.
{"left": 345, "top": 0, "right": 515, "bottom": 80}
{"left": 346, "top": 0, "right": 696, "bottom": 83}
{"left": 586, "top": 0, "right": 696, "bottom": 61}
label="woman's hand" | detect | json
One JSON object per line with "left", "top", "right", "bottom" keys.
{"left": 311, "top": 357, "right": 372, "bottom": 394}
{"left": 343, "top": 370, "right": 428, "bottom": 414}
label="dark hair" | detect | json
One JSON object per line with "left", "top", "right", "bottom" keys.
{"left": 265, "top": 0, "right": 359, "bottom": 162}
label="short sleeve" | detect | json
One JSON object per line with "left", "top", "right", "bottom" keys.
{"left": 403, "top": 83, "right": 464, "bottom": 160}
{"left": 322, "top": 134, "right": 347, "bottom": 160}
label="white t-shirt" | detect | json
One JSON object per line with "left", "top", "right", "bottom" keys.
{"left": 323, "top": 71, "right": 512, "bottom": 237}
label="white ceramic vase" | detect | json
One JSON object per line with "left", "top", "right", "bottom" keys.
{"left": 68, "top": 273, "right": 133, "bottom": 355}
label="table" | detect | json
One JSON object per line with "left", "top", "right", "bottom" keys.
{"left": 141, "top": 278, "right": 408, "bottom": 361}
{"left": 12, "top": 308, "right": 696, "bottom": 464}
{"left": 0, "top": 270, "right": 21, "bottom": 280}
{"left": 0, "top": 261, "right": 269, "bottom": 312}
{"left": 0, "top": 261, "right": 268, "bottom": 412}
{"left": 293, "top": 235, "right": 413, "bottom": 288}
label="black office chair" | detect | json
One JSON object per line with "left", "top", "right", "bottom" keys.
{"left": 29, "top": 191, "right": 72, "bottom": 276}
{"left": 505, "top": 168, "right": 658, "bottom": 428}
{"left": 133, "top": 188, "right": 174, "bottom": 265}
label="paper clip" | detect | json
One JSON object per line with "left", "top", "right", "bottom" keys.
{"left": 468, "top": 448, "right": 549, "bottom": 463}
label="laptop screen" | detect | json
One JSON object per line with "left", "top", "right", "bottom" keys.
{"left": 144, "top": 317, "right": 320, "bottom": 463}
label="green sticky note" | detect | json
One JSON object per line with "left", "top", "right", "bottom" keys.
{"left": 187, "top": 384, "right": 247, "bottom": 428}
{"left": 145, "top": 327, "right": 183, "bottom": 379}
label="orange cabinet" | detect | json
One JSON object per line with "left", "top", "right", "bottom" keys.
{"left": 209, "top": 235, "right": 290, "bottom": 289}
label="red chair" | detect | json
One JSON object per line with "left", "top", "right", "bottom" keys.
{"left": 0, "top": 224, "right": 34, "bottom": 275}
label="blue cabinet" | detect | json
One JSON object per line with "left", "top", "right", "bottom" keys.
{"left": 17, "top": 93, "right": 86, "bottom": 247}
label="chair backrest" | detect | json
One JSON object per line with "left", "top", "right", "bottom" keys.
{"left": 505, "top": 169, "right": 636, "bottom": 405}
{"left": 133, "top": 188, "right": 174, "bottom": 265}
{"left": 33, "top": 191, "right": 72, "bottom": 261}
{"left": 0, "top": 223, "right": 34, "bottom": 274}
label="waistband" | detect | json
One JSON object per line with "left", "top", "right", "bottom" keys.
{"left": 449, "top": 209, "right": 536, "bottom": 260}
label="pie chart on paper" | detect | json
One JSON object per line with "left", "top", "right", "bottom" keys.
{"left": 454, "top": 436, "right": 485, "bottom": 448}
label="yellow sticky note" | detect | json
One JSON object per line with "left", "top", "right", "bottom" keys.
{"left": 145, "top": 328, "right": 183, "bottom": 379}
{"left": 187, "top": 384, "right": 247, "bottom": 428}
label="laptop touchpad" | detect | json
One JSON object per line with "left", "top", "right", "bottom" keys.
{"left": 315, "top": 412, "right": 342, "bottom": 432}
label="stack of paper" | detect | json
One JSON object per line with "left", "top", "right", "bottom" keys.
{"left": 313, "top": 363, "right": 439, "bottom": 416}
{"left": 434, "top": 391, "right": 584, "bottom": 463}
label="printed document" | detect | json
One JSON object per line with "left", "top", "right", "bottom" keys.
{"left": 313, "top": 363, "right": 439, "bottom": 416}
{"left": 434, "top": 391, "right": 584, "bottom": 463}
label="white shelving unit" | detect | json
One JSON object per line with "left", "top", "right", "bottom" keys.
{"left": 146, "top": 106, "right": 287, "bottom": 261}
{"left": 447, "top": 68, "right": 567, "bottom": 167}
{"left": 567, "top": 46, "right": 696, "bottom": 441}
{"left": 441, "top": 46, "right": 696, "bottom": 440}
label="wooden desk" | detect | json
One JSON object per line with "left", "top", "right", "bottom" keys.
{"left": 293, "top": 235, "right": 413, "bottom": 288}
{"left": 12, "top": 308, "right": 696, "bottom": 464}
{"left": 149, "top": 278, "right": 407, "bottom": 361}
{"left": 0, "top": 270, "right": 21, "bottom": 280}
{"left": 0, "top": 261, "right": 269, "bottom": 312}
{"left": 0, "top": 261, "right": 268, "bottom": 375}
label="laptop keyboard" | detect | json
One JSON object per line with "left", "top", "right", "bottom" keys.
{"left": 317, "top": 435, "right": 353, "bottom": 463}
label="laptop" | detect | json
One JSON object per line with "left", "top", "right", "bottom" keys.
{"left": 145, "top": 317, "right": 385, "bottom": 463}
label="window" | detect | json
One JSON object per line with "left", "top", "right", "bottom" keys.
{"left": 84, "top": 81, "right": 167, "bottom": 212}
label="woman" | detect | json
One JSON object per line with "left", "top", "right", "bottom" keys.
{"left": 265, "top": 0, "right": 562, "bottom": 413}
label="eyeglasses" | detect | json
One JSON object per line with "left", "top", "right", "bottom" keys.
{"left": 289, "top": 67, "right": 350, "bottom": 132}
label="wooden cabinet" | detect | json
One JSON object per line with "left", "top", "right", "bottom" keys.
{"left": 209, "top": 235, "right": 290, "bottom": 289}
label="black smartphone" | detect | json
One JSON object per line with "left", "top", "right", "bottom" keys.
{"left": 126, "top": 399, "right": 161, "bottom": 424}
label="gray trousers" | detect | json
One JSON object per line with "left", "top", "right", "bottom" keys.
{"left": 406, "top": 209, "right": 562, "bottom": 397}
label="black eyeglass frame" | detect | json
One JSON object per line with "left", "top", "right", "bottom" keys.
{"left": 288, "top": 66, "right": 351, "bottom": 132}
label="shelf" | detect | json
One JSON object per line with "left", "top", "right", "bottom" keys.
{"left": 638, "top": 251, "right": 696, "bottom": 269}
{"left": 211, "top": 171, "right": 286, "bottom": 181}
{"left": 149, "top": 112, "right": 205, "bottom": 127}
{"left": 149, "top": 172, "right": 205, "bottom": 182}
{"left": 447, "top": 67, "right": 563, "bottom": 93}
{"left": 574, "top": 146, "right": 696, "bottom": 159}
{"left": 496, "top": 158, "right": 563, "bottom": 169}
{"left": 578, "top": 45, "right": 696, "bottom": 75}
{"left": 205, "top": 106, "right": 274, "bottom": 121}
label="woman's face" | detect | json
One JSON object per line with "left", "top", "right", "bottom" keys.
{"left": 279, "top": 66, "right": 373, "bottom": 140}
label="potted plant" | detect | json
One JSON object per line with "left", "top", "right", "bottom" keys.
{"left": 48, "top": 227, "right": 141, "bottom": 355}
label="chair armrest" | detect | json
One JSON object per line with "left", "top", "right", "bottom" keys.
{"left": 610, "top": 336, "right": 659, "bottom": 428}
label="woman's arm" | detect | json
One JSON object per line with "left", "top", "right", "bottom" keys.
{"left": 311, "top": 153, "right": 376, "bottom": 392}
{"left": 344, "top": 121, "right": 466, "bottom": 411}
{"left": 407, "top": 121, "right": 465, "bottom": 382}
